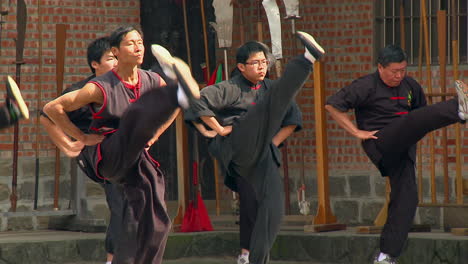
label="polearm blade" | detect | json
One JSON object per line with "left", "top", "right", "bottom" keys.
{"left": 211, "top": 0, "right": 233, "bottom": 49}
{"left": 282, "top": 0, "right": 300, "bottom": 19}
{"left": 11, "top": 0, "right": 27, "bottom": 212}
{"left": 282, "top": 0, "right": 300, "bottom": 35}
{"left": 211, "top": 0, "right": 233, "bottom": 79}
{"left": 262, "top": 0, "right": 282, "bottom": 60}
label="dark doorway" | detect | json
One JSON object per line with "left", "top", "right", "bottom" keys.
{"left": 140, "top": 0, "right": 217, "bottom": 201}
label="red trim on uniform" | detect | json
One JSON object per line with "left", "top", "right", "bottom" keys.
{"left": 145, "top": 149, "right": 161, "bottom": 167}
{"left": 390, "top": 97, "right": 406, "bottom": 100}
{"left": 251, "top": 102, "right": 256, "bottom": 105}
{"left": 95, "top": 143, "right": 110, "bottom": 181}
{"left": 111, "top": 70, "right": 142, "bottom": 102}
{"left": 251, "top": 84, "right": 261, "bottom": 90}
{"left": 89, "top": 81, "right": 108, "bottom": 120}
{"left": 395, "top": 111, "right": 408, "bottom": 115}
{"left": 89, "top": 127, "right": 118, "bottom": 135}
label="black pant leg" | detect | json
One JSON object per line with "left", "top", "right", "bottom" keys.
{"left": 103, "top": 182, "right": 125, "bottom": 255}
{"left": 0, "top": 104, "right": 12, "bottom": 129}
{"left": 230, "top": 56, "right": 312, "bottom": 174}
{"left": 98, "top": 85, "right": 179, "bottom": 180}
{"left": 375, "top": 98, "right": 459, "bottom": 156}
{"left": 236, "top": 176, "right": 258, "bottom": 250}
{"left": 380, "top": 157, "right": 418, "bottom": 257}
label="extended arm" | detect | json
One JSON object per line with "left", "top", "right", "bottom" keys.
{"left": 325, "top": 104, "right": 378, "bottom": 140}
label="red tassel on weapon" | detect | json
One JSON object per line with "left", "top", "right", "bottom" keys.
{"left": 181, "top": 135, "right": 213, "bottom": 232}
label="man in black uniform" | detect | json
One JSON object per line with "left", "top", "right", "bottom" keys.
{"left": 183, "top": 31, "right": 325, "bottom": 264}
{"left": 325, "top": 44, "right": 468, "bottom": 264}
{"left": 0, "top": 76, "right": 29, "bottom": 129}
{"left": 43, "top": 26, "right": 200, "bottom": 264}
{"left": 40, "top": 36, "right": 121, "bottom": 264}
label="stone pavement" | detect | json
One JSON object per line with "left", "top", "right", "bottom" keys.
{"left": 0, "top": 229, "right": 467, "bottom": 264}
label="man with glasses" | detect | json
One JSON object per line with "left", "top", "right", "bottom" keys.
{"left": 184, "top": 32, "right": 325, "bottom": 264}
{"left": 325, "top": 44, "right": 468, "bottom": 264}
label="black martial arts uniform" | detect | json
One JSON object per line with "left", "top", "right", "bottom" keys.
{"left": 77, "top": 69, "right": 179, "bottom": 264}
{"left": 326, "top": 71, "right": 462, "bottom": 257}
{"left": 186, "top": 55, "right": 310, "bottom": 264}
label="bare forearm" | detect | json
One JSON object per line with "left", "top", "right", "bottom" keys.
{"left": 325, "top": 104, "right": 378, "bottom": 140}
{"left": 200, "top": 116, "right": 224, "bottom": 134}
{"left": 40, "top": 115, "right": 83, "bottom": 157}
{"left": 325, "top": 104, "right": 359, "bottom": 137}
{"left": 272, "top": 125, "right": 296, "bottom": 146}
{"left": 43, "top": 102, "right": 85, "bottom": 141}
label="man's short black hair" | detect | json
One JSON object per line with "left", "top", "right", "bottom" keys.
{"left": 236, "top": 41, "right": 270, "bottom": 64}
{"left": 87, "top": 36, "right": 111, "bottom": 74}
{"left": 377, "top": 44, "right": 408, "bottom": 67}
{"left": 109, "top": 25, "right": 143, "bottom": 48}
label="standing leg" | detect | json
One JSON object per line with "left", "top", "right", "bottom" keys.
{"left": 248, "top": 155, "right": 284, "bottom": 264}
{"left": 236, "top": 176, "right": 259, "bottom": 251}
{"left": 103, "top": 182, "right": 125, "bottom": 259}
{"left": 379, "top": 156, "right": 418, "bottom": 258}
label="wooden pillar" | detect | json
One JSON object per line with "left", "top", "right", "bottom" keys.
{"left": 304, "top": 61, "right": 345, "bottom": 232}
{"left": 172, "top": 114, "right": 189, "bottom": 231}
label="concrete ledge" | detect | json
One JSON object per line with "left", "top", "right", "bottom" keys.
{"left": 0, "top": 229, "right": 466, "bottom": 263}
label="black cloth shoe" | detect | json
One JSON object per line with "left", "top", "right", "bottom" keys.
{"left": 296, "top": 31, "right": 325, "bottom": 61}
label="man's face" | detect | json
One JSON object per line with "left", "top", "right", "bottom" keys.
{"left": 378, "top": 61, "right": 407, "bottom": 87}
{"left": 237, "top": 51, "right": 268, "bottom": 84}
{"left": 93, "top": 50, "right": 117, "bottom": 76}
{"left": 111, "top": 30, "right": 144, "bottom": 66}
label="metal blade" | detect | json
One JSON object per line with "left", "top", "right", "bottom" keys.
{"left": 262, "top": 0, "right": 282, "bottom": 59}
{"left": 211, "top": 0, "right": 233, "bottom": 48}
{"left": 282, "top": 0, "right": 300, "bottom": 19}
{"left": 16, "top": 0, "right": 27, "bottom": 62}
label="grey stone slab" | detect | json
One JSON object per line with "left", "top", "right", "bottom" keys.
{"left": 334, "top": 200, "right": 359, "bottom": 224}
{"left": 349, "top": 175, "right": 370, "bottom": 197}
{"left": 361, "top": 201, "right": 384, "bottom": 225}
{"left": 328, "top": 176, "right": 346, "bottom": 197}
{"left": 0, "top": 184, "right": 10, "bottom": 201}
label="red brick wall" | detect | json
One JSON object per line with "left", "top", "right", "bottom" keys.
{"left": 0, "top": 0, "right": 140, "bottom": 159}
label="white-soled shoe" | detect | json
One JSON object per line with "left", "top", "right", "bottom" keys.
{"left": 455, "top": 80, "right": 468, "bottom": 120}
{"left": 237, "top": 252, "right": 249, "bottom": 264}
{"left": 151, "top": 45, "right": 200, "bottom": 108}
{"left": 296, "top": 31, "right": 325, "bottom": 62}
{"left": 5, "top": 75, "right": 29, "bottom": 120}
{"left": 151, "top": 44, "right": 177, "bottom": 80}
{"left": 374, "top": 252, "right": 397, "bottom": 264}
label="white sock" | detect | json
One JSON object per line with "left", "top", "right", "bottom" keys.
{"left": 304, "top": 47, "right": 316, "bottom": 64}
{"left": 161, "top": 65, "right": 176, "bottom": 80}
{"left": 177, "top": 83, "right": 189, "bottom": 109}
{"left": 105, "top": 261, "right": 112, "bottom": 264}
{"left": 378, "top": 252, "right": 389, "bottom": 261}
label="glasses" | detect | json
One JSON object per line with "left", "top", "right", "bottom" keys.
{"left": 244, "top": 60, "right": 270, "bottom": 67}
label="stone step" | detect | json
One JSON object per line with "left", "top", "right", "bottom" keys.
{"left": 0, "top": 229, "right": 467, "bottom": 263}
{"left": 64, "top": 259, "right": 326, "bottom": 264}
